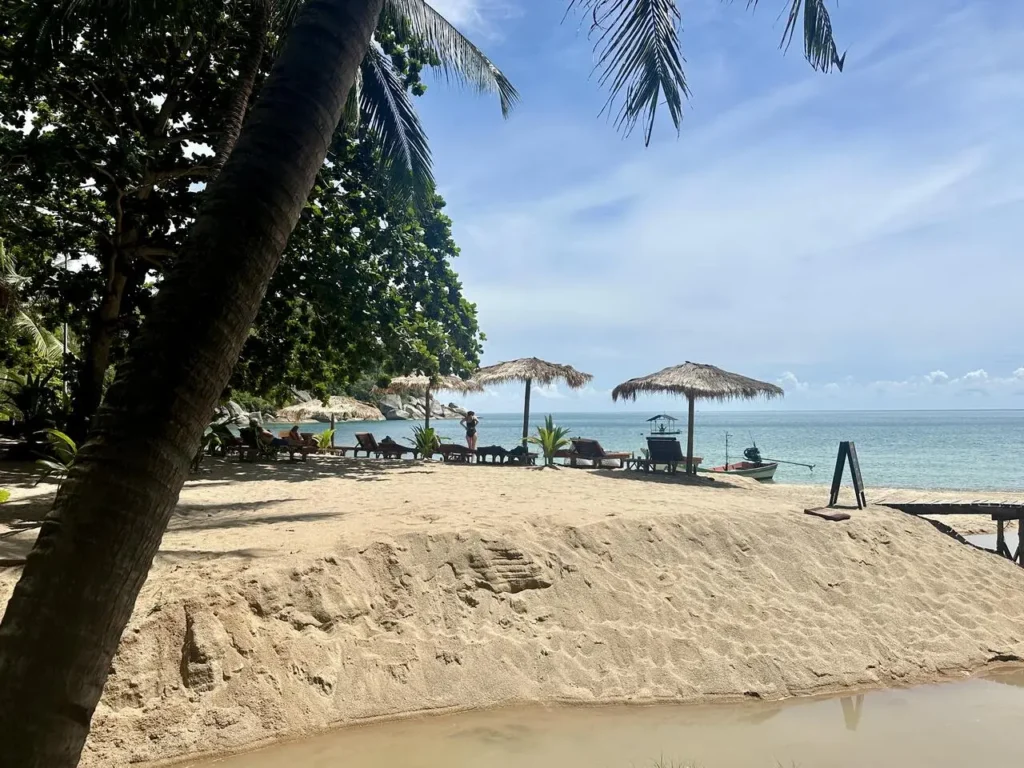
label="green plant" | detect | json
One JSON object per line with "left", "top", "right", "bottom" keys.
{"left": 0, "top": 369, "right": 62, "bottom": 443}
{"left": 35, "top": 429, "right": 78, "bottom": 484}
{"left": 527, "top": 415, "right": 572, "bottom": 466}
{"left": 0, "top": 489, "right": 10, "bottom": 504}
{"left": 314, "top": 429, "right": 336, "bottom": 451}
{"left": 411, "top": 425, "right": 443, "bottom": 458}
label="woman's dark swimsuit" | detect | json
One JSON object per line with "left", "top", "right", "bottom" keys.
{"left": 465, "top": 420, "right": 478, "bottom": 438}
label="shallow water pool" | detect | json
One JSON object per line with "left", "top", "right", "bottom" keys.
{"left": 187, "top": 670, "right": 1024, "bottom": 768}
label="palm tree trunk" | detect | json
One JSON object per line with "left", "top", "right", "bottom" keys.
{"left": 521, "top": 378, "right": 531, "bottom": 449}
{"left": 211, "top": 1, "right": 271, "bottom": 173}
{"left": 0, "top": 1, "right": 383, "bottom": 765}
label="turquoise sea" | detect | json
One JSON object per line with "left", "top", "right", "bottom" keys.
{"left": 270, "top": 410, "right": 1024, "bottom": 492}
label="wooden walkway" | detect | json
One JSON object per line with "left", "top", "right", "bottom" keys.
{"left": 876, "top": 499, "right": 1024, "bottom": 565}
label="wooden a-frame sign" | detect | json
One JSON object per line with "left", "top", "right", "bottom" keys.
{"left": 828, "top": 441, "right": 866, "bottom": 509}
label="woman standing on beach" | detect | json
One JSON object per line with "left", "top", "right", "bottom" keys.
{"left": 461, "top": 411, "right": 479, "bottom": 451}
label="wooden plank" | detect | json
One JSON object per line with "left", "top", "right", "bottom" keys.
{"left": 879, "top": 502, "right": 1024, "bottom": 517}
{"left": 828, "top": 442, "right": 848, "bottom": 507}
{"left": 847, "top": 442, "right": 866, "bottom": 508}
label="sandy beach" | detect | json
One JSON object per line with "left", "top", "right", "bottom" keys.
{"left": 3, "top": 459, "right": 1024, "bottom": 767}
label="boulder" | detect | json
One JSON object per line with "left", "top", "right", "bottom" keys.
{"left": 276, "top": 395, "right": 384, "bottom": 423}
{"left": 378, "top": 394, "right": 404, "bottom": 412}
{"left": 383, "top": 408, "right": 412, "bottom": 421}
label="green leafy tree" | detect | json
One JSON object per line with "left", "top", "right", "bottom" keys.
{"left": 528, "top": 415, "right": 573, "bottom": 467}
{"left": 0, "top": 2, "right": 844, "bottom": 765}
{"left": 1, "top": 0, "right": 499, "bottom": 438}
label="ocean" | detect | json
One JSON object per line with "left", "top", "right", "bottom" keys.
{"left": 269, "top": 410, "right": 1024, "bottom": 492}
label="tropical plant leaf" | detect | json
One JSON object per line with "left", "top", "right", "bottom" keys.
{"left": 44, "top": 428, "right": 78, "bottom": 465}
{"left": 382, "top": 0, "right": 519, "bottom": 117}
{"left": 570, "top": 0, "right": 689, "bottom": 146}
{"left": 746, "top": 0, "right": 845, "bottom": 72}
{"left": 527, "top": 415, "right": 573, "bottom": 464}
{"left": 0, "top": 489, "right": 10, "bottom": 504}
{"left": 314, "top": 429, "right": 335, "bottom": 450}
{"left": 359, "top": 43, "right": 434, "bottom": 198}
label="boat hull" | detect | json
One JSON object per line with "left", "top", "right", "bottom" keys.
{"left": 703, "top": 461, "right": 778, "bottom": 481}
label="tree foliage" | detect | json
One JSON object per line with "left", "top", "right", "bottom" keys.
{"left": 0, "top": 1, "right": 483, "bottom": 425}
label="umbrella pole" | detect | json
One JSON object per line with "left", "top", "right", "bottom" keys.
{"left": 686, "top": 395, "right": 695, "bottom": 475}
{"left": 425, "top": 386, "right": 431, "bottom": 431}
{"left": 521, "top": 378, "right": 532, "bottom": 449}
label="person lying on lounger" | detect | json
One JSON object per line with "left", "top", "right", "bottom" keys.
{"left": 250, "top": 419, "right": 287, "bottom": 447}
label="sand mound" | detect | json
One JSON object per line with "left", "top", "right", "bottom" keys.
{"left": 3, "top": 462, "right": 1024, "bottom": 767}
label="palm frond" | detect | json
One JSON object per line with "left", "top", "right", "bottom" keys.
{"left": 746, "top": 0, "right": 845, "bottom": 72}
{"left": 359, "top": 42, "right": 434, "bottom": 197}
{"left": 570, "top": 0, "right": 689, "bottom": 146}
{"left": 13, "top": 312, "right": 66, "bottom": 364}
{"left": 382, "top": 0, "right": 519, "bottom": 117}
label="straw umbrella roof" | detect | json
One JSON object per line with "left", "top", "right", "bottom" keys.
{"left": 611, "top": 362, "right": 784, "bottom": 403}
{"left": 379, "top": 374, "right": 482, "bottom": 395}
{"left": 472, "top": 358, "right": 593, "bottom": 389}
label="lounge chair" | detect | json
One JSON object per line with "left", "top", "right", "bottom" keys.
{"left": 208, "top": 423, "right": 244, "bottom": 456}
{"left": 437, "top": 443, "right": 474, "bottom": 463}
{"left": 353, "top": 432, "right": 416, "bottom": 459}
{"left": 476, "top": 445, "right": 507, "bottom": 464}
{"left": 238, "top": 427, "right": 278, "bottom": 462}
{"left": 277, "top": 430, "right": 315, "bottom": 462}
{"left": 507, "top": 445, "right": 537, "bottom": 465}
{"left": 568, "top": 438, "right": 632, "bottom": 468}
{"left": 643, "top": 436, "right": 702, "bottom": 474}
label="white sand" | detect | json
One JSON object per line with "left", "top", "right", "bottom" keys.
{"left": 2, "top": 459, "right": 1024, "bottom": 767}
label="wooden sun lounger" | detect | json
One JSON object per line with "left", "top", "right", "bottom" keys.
{"left": 641, "top": 437, "right": 702, "bottom": 474}
{"left": 354, "top": 432, "right": 416, "bottom": 459}
{"left": 437, "top": 443, "right": 474, "bottom": 463}
{"left": 567, "top": 438, "right": 632, "bottom": 468}
{"left": 277, "top": 431, "right": 315, "bottom": 462}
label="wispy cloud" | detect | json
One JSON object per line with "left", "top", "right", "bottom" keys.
{"left": 419, "top": 0, "right": 1024, "bottom": 409}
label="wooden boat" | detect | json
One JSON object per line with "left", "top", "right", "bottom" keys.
{"left": 702, "top": 461, "right": 778, "bottom": 481}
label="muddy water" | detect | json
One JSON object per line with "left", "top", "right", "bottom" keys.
{"left": 188, "top": 671, "right": 1024, "bottom": 768}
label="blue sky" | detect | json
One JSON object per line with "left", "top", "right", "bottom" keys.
{"left": 415, "top": 0, "right": 1024, "bottom": 412}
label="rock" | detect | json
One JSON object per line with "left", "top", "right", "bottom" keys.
{"left": 289, "top": 388, "right": 314, "bottom": 404}
{"left": 225, "top": 401, "right": 248, "bottom": 426}
{"left": 383, "top": 408, "right": 412, "bottom": 421}
{"left": 378, "top": 394, "right": 404, "bottom": 412}
{"left": 276, "top": 395, "right": 383, "bottom": 423}
{"left": 246, "top": 412, "right": 263, "bottom": 425}
{"left": 447, "top": 403, "right": 468, "bottom": 418}
{"left": 262, "top": 412, "right": 277, "bottom": 423}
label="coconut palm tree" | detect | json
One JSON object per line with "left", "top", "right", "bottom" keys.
{"left": 0, "top": 1, "right": 844, "bottom": 765}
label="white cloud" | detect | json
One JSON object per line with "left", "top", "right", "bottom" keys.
{"left": 778, "top": 371, "right": 809, "bottom": 392}
{"left": 925, "top": 370, "right": 949, "bottom": 384}
{"left": 532, "top": 382, "right": 566, "bottom": 399}
{"left": 1015, "top": 368, "right": 1024, "bottom": 381}
{"left": 426, "top": 0, "right": 518, "bottom": 35}
{"left": 425, "top": 1, "right": 1024, "bottom": 391}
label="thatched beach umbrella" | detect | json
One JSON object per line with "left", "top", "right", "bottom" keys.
{"left": 612, "top": 362, "right": 784, "bottom": 474}
{"left": 472, "top": 358, "right": 593, "bottom": 447}
{"left": 379, "top": 374, "right": 482, "bottom": 429}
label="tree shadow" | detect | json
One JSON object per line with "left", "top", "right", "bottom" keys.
{"left": 155, "top": 547, "right": 272, "bottom": 564}
{"left": 168, "top": 503, "right": 343, "bottom": 533}
{"left": 188, "top": 456, "right": 434, "bottom": 484}
{"left": 586, "top": 466, "right": 748, "bottom": 491}
{"left": 0, "top": 462, "right": 57, "bottom": 491}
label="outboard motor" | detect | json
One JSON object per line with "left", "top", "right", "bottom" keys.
{"left": 743, "top": 446, "right": 763, "bottom": 465}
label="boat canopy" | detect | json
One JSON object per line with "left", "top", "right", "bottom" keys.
{"left": 645, "top": 414, "right": 678, "bottom": 422}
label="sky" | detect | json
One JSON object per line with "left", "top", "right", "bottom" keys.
{"left": 412, "top": 0, "right": 1024, "bottom": 412}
